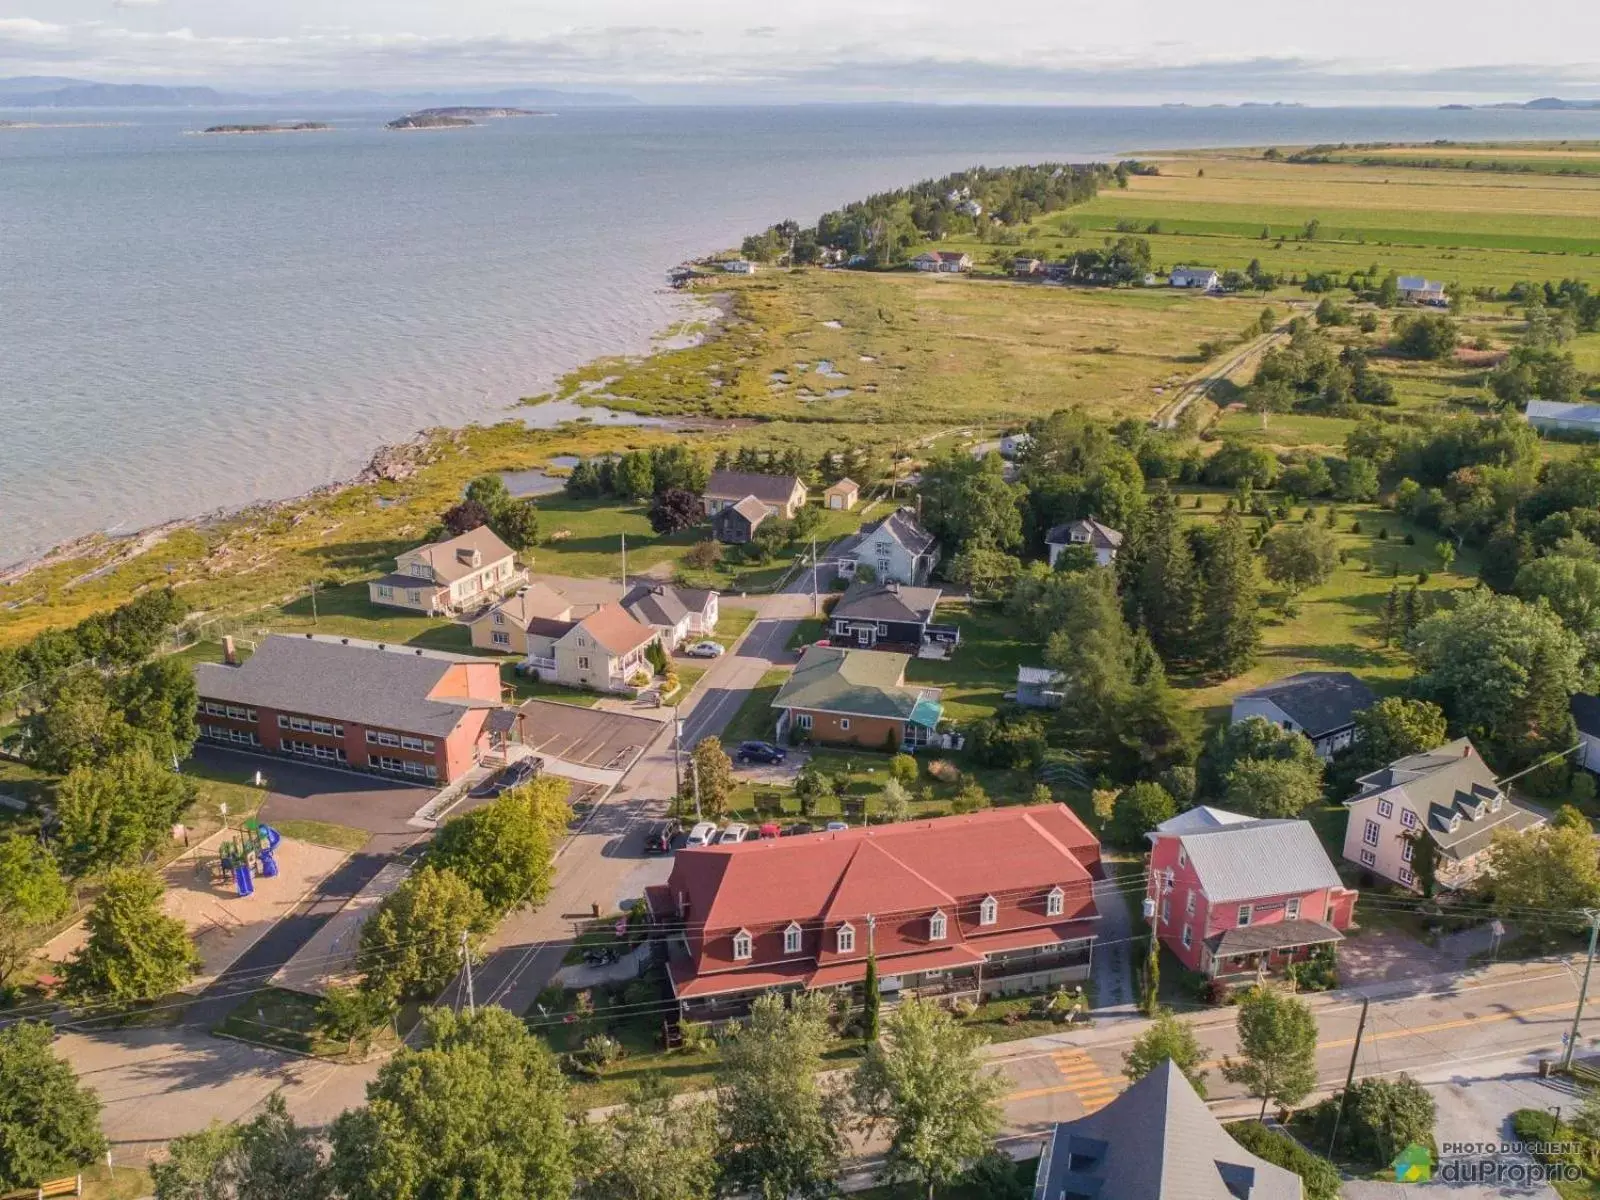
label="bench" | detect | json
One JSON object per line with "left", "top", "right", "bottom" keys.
{"left": 37, "top": 1177, "right": 82, "bottom": 1199}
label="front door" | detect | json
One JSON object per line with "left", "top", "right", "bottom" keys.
{"left": 856, "top": 626, "right": 872, "bottom": 647}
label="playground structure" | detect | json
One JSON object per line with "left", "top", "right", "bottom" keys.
{"left": 207, "top": 819, "right": 283, "bottom": 897}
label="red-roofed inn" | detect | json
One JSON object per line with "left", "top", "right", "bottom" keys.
{"left": 644, "top": 804, "right": 1102, "bottom": 1019}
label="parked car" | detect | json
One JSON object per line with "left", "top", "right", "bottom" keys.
{"left": 825, "top": 821, "right": 849, "bottom": 833}
{"left": 467, "top": 756, "right": 544, "bottom": 799}
{"left": 780, "top": 822, "right": 814, "bottom": 837}
{"left": 735, "top": 740, "right": 787, "bottom": 765}
{"left": 718, "top": 822, "right": 750, "bottom": 844}
{"left": 685, "top": 821, "right": 719, "bottom": 847}
{"left": 644, "top": 819, "right": 681, "bottom": 854}
{"left": 685, "top": 641, "right": 724, "bottom": 659}
{"left": 758, "top": 822, "right": 781, "bottom": 840}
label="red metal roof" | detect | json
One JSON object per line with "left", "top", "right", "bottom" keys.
{"left": 809, "top": 944, "right": 983, "bottom": 989}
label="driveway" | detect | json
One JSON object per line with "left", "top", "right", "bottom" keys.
{"left": 194, "top": 745, "right": 429, "bottom": 841}
{"left": 518, "top": 700, "right": 661, "bottom": 772}
{"left": 1340, "top": 925, "right": 1464, "bottom": 987}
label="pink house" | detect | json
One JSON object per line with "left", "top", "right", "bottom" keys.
{"left": 1145, "top": 809, "right": 1358, "bottom": 980}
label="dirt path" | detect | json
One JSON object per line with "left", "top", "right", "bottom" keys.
{"left": 1155, "top": 318, "right": 1294, "bottom": 431}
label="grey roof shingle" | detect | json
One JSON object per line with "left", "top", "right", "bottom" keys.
{"left": 832, "top": 580, "right": 941, "bottom": 625}
{"left": 622, "top": 583, "right": 713, "bottom": 628}
{"left": 1233, "top": 671, "right": 1377, "bottom": 738}
{"left": 844, "top": 507, "right": 937, "bottom": 557}
{"left": 1207, "top": 918, "right": 1345, "bottom": 958}
{"left": 195, "top": 634, "right": 496, "bottom": 736}
{"left": 704, "top": 470, "right": 803, "bottom": 505}
{"left": 1045, "top": 517, "right": 1124, "bottom": 551}
{"left": 1035, "top": 1060, "right": 1301, "bottom": 1200}
{"left": 1176, "top": 819, "right": 1342, "bottom": 904}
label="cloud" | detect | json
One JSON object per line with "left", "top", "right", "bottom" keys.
{"left": 111, "top": 0, "right": 164, "bottom": 8}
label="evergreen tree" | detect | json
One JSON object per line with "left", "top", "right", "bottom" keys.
{"left": 862, "top": 952, "right": 881, "bottom": 1044}
{"left": 1380, "top": 585, "right": 1401, "bottom": 646}
{"left": 63, "top": 867, "right": 199, "bottom": 1005}
{"left": 1133, "top": 492, "right": 1199, "bottom": 663}
{"left": 1196, "top": 511, "right": 1261, "bottom": 676}
{"left": 0, "top": 1022, "right": 108, "bottom": 1191}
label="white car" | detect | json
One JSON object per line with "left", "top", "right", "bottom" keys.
{"left": 685, "top": 821, "right": 720, "bottom": 847}
{"left": 717, "top": 822, "right": 749, "bottom": 844}
{"left": 685, "top": 641, "right": 725, "bottom": 659}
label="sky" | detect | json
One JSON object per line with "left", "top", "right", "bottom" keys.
{"left": 3, "top": 0, "right": 1600, "bottom": 104}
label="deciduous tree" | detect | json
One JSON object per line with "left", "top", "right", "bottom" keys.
{"left": 1122, "top": 1008, "right": 1209, "bottom": 1097}
{"left": 576, "top": 1078, "right": 720, "bottom": 1200}
{"left": 0, "top": 834, "right": 70, "bottom": 992}
{"left": 1223, "top": 988, "right": 1319, "bottom": 1121}
{"left": 1479, "top": 820, "right": 1600, "bottom": 931}
{"left": 1224, "top": 757, "right": 1325, "bottom": 818}
{"left": 491, "top": 498, "right": 541, "bottom": 551}
{"left": 648, "top": 488, "right": 703, "bottom": 535}
{"left": 690, "top": 738, "right": 736, "bottom": 821}
{"left": 0, "top": 1022, "right": 108, "bottom": 1191}
{"left": 356, "top": 865, "right": 489, "bottom": 1002}
{"left": 56, "top": 750, "right": 195, "bottom": 877}
{"left": 1261, "top": 524, "right": 1339, "bottom": 596}
{"left": 429, "top": 783, "right": 566, "bottom": 915}
{"left": 1109, "top": 782, "right": 1176, "bottom": 848}
{"left": 440, "top": 499, "right": 491, "bottom": 537}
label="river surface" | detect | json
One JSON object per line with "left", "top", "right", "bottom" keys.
{"left": 7, "top": 103, "right": 1600, "bottom": 566}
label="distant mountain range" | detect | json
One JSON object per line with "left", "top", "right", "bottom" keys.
{"left": 1483, "top": 97, "right": 1600, "bottom": 110}
{"left": 0, "top": 77, "right": 639, "bottom": 108}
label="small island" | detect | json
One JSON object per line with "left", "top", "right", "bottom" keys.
{"left": 384, "top": 106, "right": 543, "bottom": 130}
{"left": 200, "top": 122, "right": 333, "bottom": 135}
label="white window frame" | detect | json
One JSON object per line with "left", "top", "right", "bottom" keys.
{"left": 1185, "top": 889, "right": 1196, "bottom": 916}
{"left": 1399, "top": 867, "right": 1416, "bottom": 888}
{"left": 839, "top": 718, "right": 851, "bottom": 731}
{"left": 1286, "top": 897, "right": 1300, "bottom": 921}
{"left": 1359, "top": 848, "right": 1376, "bottom": 868}
{"left": 836, "top": 923, "right": 855, "bottom": 954}
{"left": 578, "top": 655, "right": 591, "bottom": 671}
{"left": 797, "top": 712, "right": 813, "bottom": 731}
{"left": 1046, "top": 886, "right": 1065, "bottom": 917}
{"left": 1400, "top": 808, "right": 1418, "bottom": 830}
{"left": 1177, "top": 846, "right": 1187, "bottom": 869}
{"left": 1237, "top": 904, "right": 1253, "bottom": 928}
{"left": 1363, "top": 819, "right": 1381, "bottom": 847}
{"left": 1401, "top": 839, "right": 1414, "bottom": 863}
{"left": 979, "top": 895, "right": 998, "bottom": 926}
{"left": 783, "top": 923, "right": 802, "bottom": 955}
{"left": 1160, "top": 896, "right": 1171, "bottom": 924}
{"left": 1377, "top": 798, "right": 1394, "bottom": 819}
{"left": 492, "top": 631, "right": 510, "bottom": 646}
{"left": 732, "top": 930, "right": 753, "bottom": 961}
{"left": 929, "top": 910, "right": 947, "bottom": 941}
{"left": 1181, "top": 924, "right": 1192, "bottom": 949}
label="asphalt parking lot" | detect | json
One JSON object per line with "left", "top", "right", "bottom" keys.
{"left": 194, "top": 745, "right": 428, "bottom": 838}
{"left": 518, "top": 699, "right": 663, "bottom": 771}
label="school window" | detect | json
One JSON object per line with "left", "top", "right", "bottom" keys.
{"left": 1237, "top": 905, "right": 1253, "bottom": 927}
{"left": 1047, "top": 886, "right": 1065, "bottom": 917}
{"left": 1286, "top": 897, "right": 1301, "bottom": 921}
{"left": 783, "top": 924, "right": 802, "bottom": 955}
{"left": 733, "top": 931, "right": 752, "bottom": 961}
{"left": 1362, "top": 819, "right": 1380, "bottom": 846}
{"left": 366, "top": 730, "right": 402, "bottom": 748}
{"left": 1181, "top": 924, "right": 1192, "bottom": 949}
{"left": 1377, "top": 798, "right": 1394, "bottom": 819}
{"left": 836, "top": 924, "right": 855, "bottom": 954}
{"left": 400, "top": 735, "right": 426, "bottom": 752}
{"left": 1359, "top": 849, "right": 1376, "bottom": 868}
{"left": 979, "top": 895, "right": 998, "bottom": 925}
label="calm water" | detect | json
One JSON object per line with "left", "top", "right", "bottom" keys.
{"left": 8, "top": 104, "right": 1600, "bottom": 566}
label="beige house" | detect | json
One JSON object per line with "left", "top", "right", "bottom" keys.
{"left": 520, "top": 602, "right": 661, "bottom": 694}
{"left": 1342, "top": 737, "right": 1546, "bottom": 892}
{"left": 469, "top": 583, "right": 573, "bottom": 655}
{"left": 369, "top": 527, "right": 526, "bottom": 616}
{"left": 702, "top": 470, "right": 808, "bottom": 520}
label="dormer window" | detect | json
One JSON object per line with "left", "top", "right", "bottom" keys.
{"left": 1046, "top": 886, "right": 1065, "bottom": 917}
{"left": 1449, "top": 814, "right": 1461, "bottom": 832}
{"left": 929, "top": 910, "right": 947, "bottom": 941}
{"left": 732, "top": 929, "right": 753, "bottom": 961}
{"left": 783, "top": 922, "right": 802, "bottom": 955}
{"left": 979, "top": 895, "right": 998, "bottom": 926}
{"left": 836, "top": 923, "right": 856, "bottom": 954}
{"left": 1491, "top": 793, "right": 1503, "bottom": 812}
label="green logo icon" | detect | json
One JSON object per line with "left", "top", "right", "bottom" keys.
{"left": 1393, "top": 1144, "right": 1433, "bottom": 1182}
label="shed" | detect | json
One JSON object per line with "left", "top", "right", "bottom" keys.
{"left": 824, "top": 479, "right": 860, "bottom": 511}
{"left": 1016, "top": 665, "right": 1067, "bottom": 709}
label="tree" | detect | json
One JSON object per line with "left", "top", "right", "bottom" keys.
{"left": 1310, "top": 1075, "right": 1436, "bottom": 1169}
{"left": 153, "top": 1122, "right": 240, "bottom": 1200}
{"left": 0, "top": 1021, "right": 108, "bottom": 1191}
{"left": 648, "top": 488, "right": 703, "bottom": 535}
{"left": 56, "top": 750, "right": 195, "bottom": 876}
{"left": 614, "top": 451, "right": 655, "bottom": 501}
{"left": 356, "top": 865, "right": 489, "bottom": 1001}
{"left": 1478, "top": 820, "right": 1600, "bottom": 930}
{"left": 429, "top": 782, "right": 567, "bottom": 915}
{"left": 792, "top": 503, "right": 825, "bottom": 543}
{"left": 1224, "top": 757, "right": 1325, "bottom": 818}
{"left": 917, "top": 450, "right": 1024, "bottom": 560}
{"left": 1390, "top": 313, "right": 1458, "bottom": 360}
{"left": 946, "top": 545, "right": 1021, "bottom": 601}
{"left": 0, "top": 834, "right": 70, "bottom": 993}
{"left": 1328, "top": 697, "right": 1448, "bottom": 797}
{"left": 1196, "top": 511, "right": 1262, "bottom": 676}
{"left": 853, "top": 998, "right": 1004, "bottom": 1199}
{"left": 1261, "top": 524, "right": 1339, "bottom": 596}
{"left": 464, "top": 474, "right": 511, "bottom": 513}
{"left": 1516, "top": 555, "right": 1600, "bottom": 658}
{"left": 576, "top": 1077, "right": 720, "bottom": 1200}
{"left": 889, "top": 754, "right": 920, "bottom": 786}
{"left": 1122, "top": 1008, "right": 1209, "bottom": 1098}
{"left": 1338, "top": 456, "right": 1381, "bottom": 503}
{"left": 1223, "top": 988, "right": 1319, "bottom": 1120}
{"left": 22, "top": 671, "right": 133, "bottom": 774}
{"left": 155, "top": 1094, "right": 333, "bottom": 1200}
{"left": 716, "top": 992, "right": 849, "bottom": 1199}
{"left": 1226, "top": 1122, "right": 1341, "bottom": 1200}
{"left": 749, "top": 516, "right": 793, "bottom": 563}
{"left": 1130, "top": 491, "right": 1199, "bottom": 664}
{"left": 317, "top": 985, "right": 396, "bottom": 1060}
{"left": 690, "top": 738, "right": 735, "bottom": 821}
{"left": 330, "top": 1006, "right": 574, "bottom": 1200}
{"left": 1109, "top": 782, "right": 1176, "bottom": 848}
{"left": 878, "top": 778, "right": 913, "bottom": 824}
{"left": 863, "top": 952, "right": 881, "bottom": 1043}
{"left": 440, "top": 499, "right": 491, "bottom": 537}
{"left": 1409, "top": 591, "right": 1585, "bottom": 766}
{"left": 491, "top": 498, "right": 540, "bottom": 551}
{"left": 62, "top": 867, "right": 199, "bottom": 1005}
{"left": 116, "top": 657, "right": 199, "bottom": 762}
{"left": 1200, "top": 716, "right": 1322, "bottom": 801}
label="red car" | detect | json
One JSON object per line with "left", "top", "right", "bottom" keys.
{"left": 758, "top": 822, "right": 781, "bottom": 840}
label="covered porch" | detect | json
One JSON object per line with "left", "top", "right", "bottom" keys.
{"left": 1203, "top": 919, "right": 1345, "bottom": 982}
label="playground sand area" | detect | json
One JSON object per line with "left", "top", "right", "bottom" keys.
{"left": 45, "top": 829, "right": 350, "bottom": 993}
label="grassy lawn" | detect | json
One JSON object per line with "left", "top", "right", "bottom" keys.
{"left": 257, "top": 580, "right": 474, "bottom": 651}
{"left": 717, "top": 667, "right": 791, "bottom": 747}
{"left": 500, "top": 662, "right": 603, "bottom": 707}
{"left": 709, "top": 603, "right": 758, "bottom": 648}
{"left": 786, "top": 614, "right": 828, "bottom": 650}
{"left": 212, "top": 987, "right": 399, "bottom": 1063}
{"left": 269, "top": 818, "right": 371, "bottom": 853}
{"left": 905, "top": 601, "right": 1031, "bottom": 725}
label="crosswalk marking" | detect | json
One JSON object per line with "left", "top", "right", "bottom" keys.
{"left": 1041, "top": 1049, "right": 1125, "bottom": 1114}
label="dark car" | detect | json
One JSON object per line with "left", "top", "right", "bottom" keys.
{"left": 735, "top": 740, "right": 787, "bottom": 765}
{"left": 643, "top": 819, "right": 682, "bottom": 854}
{"left": 780, "top": 822, "right": 815, "bottom": 838}
{"left": 467, "top": 756, "right": 544, "bottom": 799}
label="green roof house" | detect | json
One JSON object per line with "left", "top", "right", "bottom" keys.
{"left": 772, "top": 645, "right": 943, "bottom": 751}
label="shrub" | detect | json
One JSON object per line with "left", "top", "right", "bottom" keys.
{"left": 1303, "top": 1074, "right": 1435, "bottom": 1169}
{"left": 581, "top": 1034, "right": 623, "bottom": 1073}
{"left": 888, "top": 753, "right": 919, "bottom": 786}
{"left": 1284, "top": 945, "right": 1338, "bottom": 992}
{"left": 966, "top": 710, "right": 1048, "bottom": 769}
{"left": 1225, "top": 1122, "right": 1341, "bottom": 1200}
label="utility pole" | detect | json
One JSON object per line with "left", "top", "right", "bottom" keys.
{"left": 620, "top": 533, "right": 627, "bottom": 591}
{"left": 1563, "top": 910, "right": 1600, "bottom": 1069}
{"left": 459, "top": 929, "right": 476, "bottom": 1016}
{"left": 1326, "top": 996, "right": 1370, "bottom": 1156}
{"left": 309, "top": 581, "right": 318, "bottom": 626}
{"left": 673, "top": 709, "right": 684, "bottom": 800}
{"left": 811, "top": 537, "right": 820, "bottom": 617}
{"left": 867, "top": 912, "right": 877, "bottom": 955}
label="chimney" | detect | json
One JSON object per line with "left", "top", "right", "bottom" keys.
{"left": 1463, "top": 743, "right": 1471, "bottom": 757}
{"left": 222, "top": 636, "right": 238, "bottom": 666}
